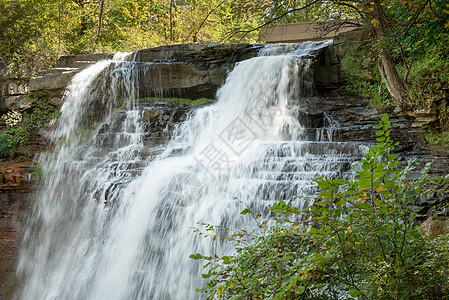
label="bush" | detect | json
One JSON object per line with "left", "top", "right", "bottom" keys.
{"left": 0, "top": 133, "right": 20, "bottom": 158}
{"left": 0, "top": 93, "right": 59, "bottom": 159}
{"left": 340, "top": 44, "right": 392, "bottom": 107}
{"left": 192, "top": 115, "right": 449, "bottom": 299}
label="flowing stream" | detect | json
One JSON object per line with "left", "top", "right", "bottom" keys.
{"left": 14, "top": 42, "right": 366, "bottom": 299}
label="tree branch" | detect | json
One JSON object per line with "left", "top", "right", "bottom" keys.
{"left": 237, "top": 0, "right": 323, "bottom": 34}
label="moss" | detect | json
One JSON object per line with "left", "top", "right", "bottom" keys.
{"left": 426, "top": 131, "right": 449, "bottom": 146}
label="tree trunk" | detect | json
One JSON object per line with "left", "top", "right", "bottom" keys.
{"left": 169, "top": 0, "right": 175, "bottom": 42}
{"left": 372, "top": 0, "right": 409, "bottom": 111}
{"left": 96, "top": 0, "right": 105, "bottom": 48}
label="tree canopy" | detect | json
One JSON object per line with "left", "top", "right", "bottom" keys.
{"left": 1, "top": 0, "right": 448, "bottom": 111}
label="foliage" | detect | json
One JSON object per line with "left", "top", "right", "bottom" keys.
{"left": 406, "top": 34, "right": 449, "bottom": 108}
{"left": 1, "top": 110, "right": 23, "bottom": 128}
{"left": 340, "top": 44, "right": 392, "bottom": 107}
{"left": 0, "top": 133, "right": 21, "bottom": 159}
{"left": 0, "top": 0, "right": 361, "bottom": 73}
{"left": 0, "top": 93, "right": 59, "bottom": 159}
{"left": 426, "top": 130, "right": 449, "bottom": 146}
{"left": 192, "top": 115, "right": 449, "bottom": 299}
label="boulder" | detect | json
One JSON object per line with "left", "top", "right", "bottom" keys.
{"left": 2, "top": 95, "right": 32, "bottom": 111}
{"left": 421, "top": 217, "right": 449, "bottom": 238}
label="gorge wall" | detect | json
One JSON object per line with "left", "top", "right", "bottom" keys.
{"left": 1, "top": 35, "right": 448, "bottom": 298}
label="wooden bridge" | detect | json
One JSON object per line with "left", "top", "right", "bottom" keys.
{"left": 260, "top": 20, "right": 361, "bottom": 43}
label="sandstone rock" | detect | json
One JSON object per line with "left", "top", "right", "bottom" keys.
{"left": 29, "top": 67, "right": 79, "bottom": 96}
{"left": 421, "top": 217, "right": 449, "bottom": 238}
{"left": 2, "top": 95, "right": 32, "bottom": 110}
{"left": 313, "top": 45, "right": 342, "bottom": 90}
{"left": 143, "top": 109, "right": 163, "bottom": 122}
{"left": 208, "top": 67, "right": 228, "bottom": 86}
{"left": 50, "top": 97, "right": 63, "bottom": 106}
{"left": 56, "top": 53, "right": 114, "bottom": 68}
{"left": 333, "top": 27, "right": 370, "bottom": 59}
{"left": 0, "top": 162, "right": 31, "bottom": 300}
{"left": 134, "top": 43, "right": 261, "bottom": 68}
{"left": 3, "top": 81, "right": 28, "bottom": 96}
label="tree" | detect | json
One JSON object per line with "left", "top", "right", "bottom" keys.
{"left": 331, "top": 0, "right": 449, "bottom": 111}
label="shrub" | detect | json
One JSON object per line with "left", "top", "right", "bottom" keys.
{"left": 192, "top": 115, "right": 449, "bottom": 299}
{"left": 0, "top": 92, "right": 59, "bottom": 159}
{"left": 340, "top": 44, "right": 392, "bottom": 107}
{"left": 0, "top": 133, "right": 20, "bottom": 158}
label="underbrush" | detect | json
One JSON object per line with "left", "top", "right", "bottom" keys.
{"left": 0, "top": 92, "right": 59, "bottom": 159}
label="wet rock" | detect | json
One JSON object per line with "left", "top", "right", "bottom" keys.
{"left": 313, "top": 45, "right": 342, "bottom": 90}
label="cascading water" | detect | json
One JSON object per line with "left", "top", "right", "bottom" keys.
{"left": 14, "top": 41, "right": 367, "bottom": 300}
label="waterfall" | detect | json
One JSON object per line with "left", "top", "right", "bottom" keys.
{"left": 14, "top": 42, "right": 366, "bottom": 300}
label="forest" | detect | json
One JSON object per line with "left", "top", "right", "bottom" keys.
{"left": 1, "top": 0, "right": 449, "bottom": 115}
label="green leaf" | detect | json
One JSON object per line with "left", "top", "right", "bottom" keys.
{"left": 387, "top": 153, "right": 398, "bottom": 162}
{"left": 376, "top": 129, "right": 385, "bottom": 136}
{"left": 381, "top": 114, "right": 389, "bottom": 123}
{"left": 189, "top": 253, "right": 203, "bottom": 260}
{"left": 317, "top": 180, "right": 331, "bottom": 189}
{"left": 222, "top": 256, "right": 231, "bottom": 264}
{"left": 389, "top": 161, "right": 399, "bottom": 169}
{"left": 349, "top": 289, "right": 359, "bottom": 297}
{"left": 356, "top": 171, "right": 372, "bottom": 179}
{"left": 362, "top": 163, "right": 372, "bottom": 171}
{"left": 240, "top": 208, "right": 252, "bottom": 215}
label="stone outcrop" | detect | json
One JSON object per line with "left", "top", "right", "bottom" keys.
{"left": 29, "top": 43, "right": 344, "bottom": 102}
{"left": 0, "top": 161, "right": 32, "bottom": 299}
{"left": 0, "top": 79, "right": 30, "bottom": 113}
{"left": 28, "top": 53, "right": 114, "bottom": 100}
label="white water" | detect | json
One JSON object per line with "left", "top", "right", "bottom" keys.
{"left": 14, "top": 41, "right": 366, "bottom": 300}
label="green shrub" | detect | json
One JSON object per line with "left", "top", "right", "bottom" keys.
{"left": 426, "top": 130, "right": 449, "bottom": 146}
{"left": 0, "top": 133, "right": 20, "bottom": 158}
{"left": 192, "top": 115, "right": 449, "bottom": 299}
{"left": 340, "top": 45, "right": 392, "bottom": 107}
{"left": 0, "top": 92, "right": 59, "bottom": 159}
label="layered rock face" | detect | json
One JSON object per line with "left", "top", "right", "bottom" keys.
{"left": 0, "top": 67, "right": 30, "bottom": 114}
{"left": 0, "top": 162, "right": 32, "bottom": 298}
{"left": 28, "top": 43, "right": 344, "bottom": 102}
